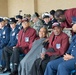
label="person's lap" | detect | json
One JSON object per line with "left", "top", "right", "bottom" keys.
{"left": 46, "top": 57, "right": 76, "bottom": 73}
{"left": 58, "top": 58, "right": 76, "bottom": 71}
{"left": 47, "top": 57, "right": 64, "bottom": 70}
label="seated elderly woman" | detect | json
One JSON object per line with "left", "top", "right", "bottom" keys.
{"left": 18, "top": 26, "right": 48, "bottom": 75}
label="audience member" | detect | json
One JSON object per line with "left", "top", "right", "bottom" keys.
{"left": 16, "top": 15, "right": 23, "bottom": 30}
{"left": 4, "top": 18, "right": 10, "bottom": 27}
{"left": 54, "top": 8, "right": 76, "bottom": 28}
{"left": 26, "top": 14, "right": 31, "bottom": 21}
{"left": 42, "top": 13, "right": 52, "bottom": 29}
{"left": 31, "top": 13, "right": 43, "bottom": 34}
{"left": 0, "top": 18, "right": 10, "bottom": 71}
{"left": 50, "top": 10, "right": 57, "bottom": 24}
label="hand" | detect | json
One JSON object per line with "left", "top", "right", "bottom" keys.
{"left": 40, "top": 53, "right": 45, "bottom": 60}
{"left": 63, "top": 54, "right": 68, "bottom": 61}
{"left": 63, "top": 53, "right": 74, "bottom": 61}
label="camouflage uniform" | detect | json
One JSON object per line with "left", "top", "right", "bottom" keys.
{"left": 32, "top": 19, "right": 43, "bottom": 34}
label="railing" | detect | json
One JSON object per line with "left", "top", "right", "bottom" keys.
{"left": 48, "top": 28, "right": 72, "bottom": 32}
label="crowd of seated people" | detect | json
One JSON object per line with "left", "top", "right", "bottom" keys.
{"left": 0, "top": 8, "right": 76, "bottom": 75}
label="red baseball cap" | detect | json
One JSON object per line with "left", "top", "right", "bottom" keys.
{"left": 22, "top": 18, "right": 29, "bottom": 22}
{"left": 52, "top": 22, "right": 61, "bottom": 28}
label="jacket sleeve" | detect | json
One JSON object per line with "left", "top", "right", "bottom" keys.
{"left": 66, "top": 35, "right": 75, "bottom": 54}
{"left": 46, "top": 36, "right": 69, "bottom": 56}
{"left": 10, "top": 29, "right": 19, "bottom": 47}
{"left": 0, "top": 27, "right": 10, "bottom": 48}
{"left": 16, "top": 30, "right": 21, "bottom": 47}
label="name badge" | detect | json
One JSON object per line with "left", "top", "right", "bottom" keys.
{"left": 19, "top": 27, "right": 21, "bottom": 29}
{"left": 56, "top": 44, "right": 60, "bottom": 49}
{"left": 12, "top": 32, "right": 15, "bottom": 36}
{"left": 16, "top": 34, "right": 18, "bottom": 39}
{"left": 25, "top": 37, "right": 29, "bottom": 42}
{"left": 3, "top": 36, "right": 5, "bottom": 38}
{"left": 3, "top": 31, "right": 5, "bottom": 35}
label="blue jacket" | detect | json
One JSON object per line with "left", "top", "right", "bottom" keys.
{"left": 0, "top": 29, "right": 2, "bottom": 42}
{"left": 16, "top": 23, "right": 22, "bottom": 30}
{"left": 7, "top": 27, "right": 19, "bottom": 47}
{"left": 0, "top": 26, "right": 10, "bottom": 49}
{"left": 66, "top": 34, "right": 76, "bottom": 59}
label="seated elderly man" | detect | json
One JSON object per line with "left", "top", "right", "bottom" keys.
{"left": 18, "top": 26, "right": 48, "bottom": 75}
{"left": 30, "top": 22, "right": 69, "bottom": 75}
{"left": 0, "top": 18, "right": 10, "bottom": 71}
{"left": 44, "top": 24, "right": 76, "bottom": 75}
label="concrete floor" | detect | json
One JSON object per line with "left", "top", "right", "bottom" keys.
{"left": 0, "top": 72, "right": 10, "bottom": 75}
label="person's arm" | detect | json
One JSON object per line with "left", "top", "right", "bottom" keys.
{"left": 46, "top": 35, "right": 69, "bottom": 56}
{"left": 10, "top": 29, "right": 19, "bottom": 47}
{"left": 0, "top": 27, "right": 10, "bottom": 48}
{"left": 66, "top": 35, "right": 76, "bottom": 54}
{"left": 16, "top": 30, "right": 21, "bottom": 47}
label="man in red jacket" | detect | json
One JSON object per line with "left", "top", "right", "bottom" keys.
{"left": 54, "top": 8, "right": 76, "bottom": 28}
{"left": 30, "top": 22, "right": 69, "bottom": 75}
{"left": 3, "top": 18, "right": 37, "bottom": 75}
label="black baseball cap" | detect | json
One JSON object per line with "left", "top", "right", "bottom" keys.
{"left": 9, "top": 18, "right": 18, "bottom": 24}
{"left": 0, "top": 18, "right": 4, "bottom": 22}
{"left": 16, "top": 15, "right": 23, "bottom": 19}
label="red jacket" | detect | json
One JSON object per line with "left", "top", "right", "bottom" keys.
{"left": 46, "top": 32, "right": 69, "bottom": 56}
{"left": 16, "top": 27, "right": 37, "bottom": 54}
{"left": 61, "top": 8, "right": 76, "bottom": 28}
